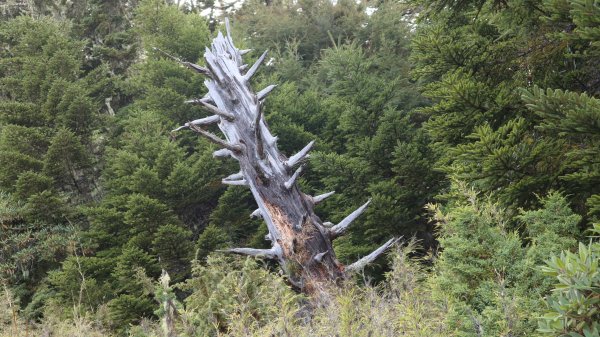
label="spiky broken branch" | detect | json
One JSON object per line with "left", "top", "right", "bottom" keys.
{"left": 153, "top": 47, "right": 210, "bottom": 76}
{"left": 188, "top": 124, "right": 242, "bottom": 152}
{"left": 345, "top": 238, "right": 401, "bottom": 273}
{"left": 213, "top": 148, "right": 233, "bottom": 158}
{"left": 257, "top": 85, "right": 277, "bottom": 101}
{"left": 312, "top": 191, "right": 335, "bottom": 204}
{"left": 172, "top": 115, "right": 220, "bottom": 132}
{"left": 218, "top": 246, "right": 281, "bottom": 260}
{"left": 330, "top": 199, "right": 371, "bottom": 239}
{"left": 244, "top": 50, "right": 268, "bottom": 81}
{"left": 285, "top": 140, "right": 314, "bottom": 168}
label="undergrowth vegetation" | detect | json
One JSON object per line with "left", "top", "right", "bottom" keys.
{"left": 1, "top": 0, "right": 599, "bottom": 335}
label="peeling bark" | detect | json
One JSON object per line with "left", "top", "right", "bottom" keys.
{"left": 173, "top": 19, "right": 397, "bottom": 293}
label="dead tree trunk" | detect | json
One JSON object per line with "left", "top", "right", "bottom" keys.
{"left": 171, "top": 19, "right": 398, "bottom": 293}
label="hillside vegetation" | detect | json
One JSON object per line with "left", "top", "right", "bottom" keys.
{"left": 1, "top": 0, "right": 599, "bottom": 336}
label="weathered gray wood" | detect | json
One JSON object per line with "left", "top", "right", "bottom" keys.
{"left": 172, "top": 18, "right": 396, "bottom": 293}
{"left": 196, "top": 101, "right": 235, "bottom": 121}
{"left": 244, "top": 50, "right": 268, "bottom": 81}
{"left": 257, "top": 84, "right": 277, "bottom": 101}
{"left": 284, "top": 165, "right": 303, "bottom": 189}
{"left": 285, "top": 140, "right": 314, "bottom": 168}
{"left": 153, "top": 47, "right": 210, "bottom": 76}
{"left": 314, "top": 251, "right": 328, "bottom": 263}
{"left": 312, "top": 191, "right": 335, "bottom": 204}
{"left": 330, "top": 199, "right": 371, "bottom": 239}
{"left": 188, "top": 124, "right": 241, "bottom": 152}
{"left": 345, "top": 238, "right": 400, "bottom": 273}
{"left": 222, "top": 179, "right": 248, "bottom": 186}
{"left": 250, "top": 208, "right": 262, "bottom": 218}
{"left": 213, "top": 148, "right": 233, "bottom": 158}
{"left": 172, "top": 115, "right": 220, "bottom": 132}
{"left": 218, "top": 246, "right": 281, "bottom": 260}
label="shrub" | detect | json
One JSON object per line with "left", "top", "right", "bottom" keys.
{"left": 538, "top": 224, "right": 600, "bottom": 337}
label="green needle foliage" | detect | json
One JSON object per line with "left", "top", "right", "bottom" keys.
{"left": 1, "top": 0, "right": 599, "bottom": 334}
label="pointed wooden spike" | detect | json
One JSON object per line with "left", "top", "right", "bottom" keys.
{"left": 189, "top": 115, "right": 220, "bottom": 126}
{"left": 224, "top": 171, "right": 243, "bottom": 181}
{"left": 244, "top": 50, "right": 268, "bottom": 81}
{"left": 217, "top": 246, "right": 280, "bottom": 260}
{"left": 198, "top": 101, "right": 235, "bottom": 121}
{"left": 185, "top": 96, "right": 214, "bottom": 105}
{"left": 172, "top": 125, "right": 188, "bottom": 132}
{"left": 240, "top": 49, "right": 252, "bottom": 55}
{"left": 171, "top": 115, "right": 220, "bottom": 132}
{"left": 313, "top": 191, "right": 335, "bottom": 204}
{"left": 153, "top": 47, "right": 181, "bottom": 62}
{"left": 345, "top": 238, "right": 400, "bottom": 273}
{"left": 250, "top": 209, "right": 262, "bottom": 218}
{"left": 285, "top": 140, "right": 315, "bottom": 168}
{"left": 225, "top": 17, "right": 232, "bottom": 41}
{"left": 153, "top": 48, "right": 210, "bottom": 75}
{"left": 184, "top": 62, "right": 210, "bottom": 75}
{"left": 189, "top": 124, "right": 241, "bottom": 152}
{"left": 257, "top": 84, "right": 277, "bottom": 101}
{"left": 213, "top": 148, "right": 233, "bottom": 158}
{"left": 284, "top": 165, "right": 303, "bottom": 190}
{"left": 314, "top": 251, "right": 329, "bottom": 263}
{"left": 222, "top": 179, "right": 248, "bottom": 186}
{"left": 330, "top": 199, "right": 371, "bottom": 239}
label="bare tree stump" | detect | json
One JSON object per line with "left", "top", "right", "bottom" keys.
{"left": 171, "top": 19, "right": 398, "bottom": 293}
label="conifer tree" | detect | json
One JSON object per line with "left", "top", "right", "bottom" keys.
{"left": 0, "top": 15, "right": 105, "bottom": 311}
{"left": 411, "top": 0, "right": 600, "bottom": 221}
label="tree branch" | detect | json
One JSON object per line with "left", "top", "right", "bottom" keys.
{"left": 222, "top": 179, "right": 248, "bottom": 186}
{"left": 195, "top": 101, "right": 235, "bottom": 121}
{"left": 345, "top": 238, "right": 400, "bottom": 273}
{"left": 223, "top": 172, "right": 243, "bottom": 181}
{"left": 312, "top": 191, "right": 335, "bottom": 204}
{"left": 250, "top": 209, "right": 262, "bottom": 218}
{"left": 184, "top": 95, "right": 214, "bottom": 105}
{"left": 244, "top": 50, "right": 268, "bottom": 81}
{"left": 189, "top": 124, "right": 241, "bottom": 152}
{"left": 217, "top": 245, "right": 281, "bottom": 260}
{"left": 153, "top": 47, "right": 211, "bottom": 76}
{"left": 284, "top": 165, "right": 303, "bottom": 189}
{"left": 172, "top": 115, "right": 220, "bottom": 132}
{"left": 314, "top": 251, "right": 329, "bottom": 263}
{"left": 285, "top": 140, "right": 314, "bottom": 169}
{"left": 330, "top": 199, "right": 371, "bottom": 239}
{"left": 213, "top": 148, "right": 233, "bottom": 158}
{"left": 257, "top": 84, "right": 277, "bottom": 101}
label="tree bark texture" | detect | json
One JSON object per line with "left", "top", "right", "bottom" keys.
{"left": 173, "top": 19, "right": 397, "bottom": 293}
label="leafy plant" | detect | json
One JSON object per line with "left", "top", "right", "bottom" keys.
{"left": 538, "top": 224, "right": 600, "bottom": 337}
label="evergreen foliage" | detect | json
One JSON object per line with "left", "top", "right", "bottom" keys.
{"left": 430, "top": 187, "right": 581, "bottom": 335}
{"left": 1, "top": 0, "right": 599, "bottom": 334}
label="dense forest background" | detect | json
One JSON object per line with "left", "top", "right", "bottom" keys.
{"left": 0, "top": 0, "right": 599, "bottom": 335}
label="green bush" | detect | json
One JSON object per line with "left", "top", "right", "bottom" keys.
{"left": 538, "top": 224, "right": 600, "bottom": 337}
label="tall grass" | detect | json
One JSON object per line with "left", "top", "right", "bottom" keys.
{"left": 2, "top": 241, "right": 449, "bottom": 336}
